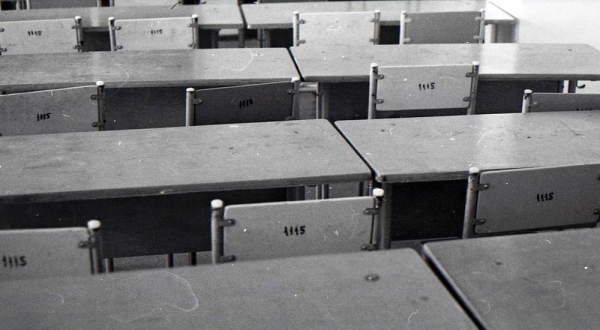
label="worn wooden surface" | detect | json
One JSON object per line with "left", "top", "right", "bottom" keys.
{"left": 291, "top": 43, "right": 600, "bottom": 83}
{"left": 242, "top": 0, "right": 513, "bottom": 29}
{"left": 335, "top": 111, "right": 600, "bottom": 183}
{"left": 424, "top": 228, "right": 600, "bottom": 329}
{"left": 0, "top": 48, "right": 299, "bottom": 92}
{"left": 0, "top": 249, "right": 477, "bottom": 330}
{"left": 0, "top": 4, "right": 242, "bottom": 30}
{"left": 1, "top": 119, "right": 371, "bottom": 203}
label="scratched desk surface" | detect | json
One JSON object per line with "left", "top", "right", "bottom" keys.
{"left": 290, "top": 43, "right": 600, "bottom": 83}
{"left": 0, "top": 4, "right": 243, "bottom": 30}
{"left": 0, "top": 119, "right": 371, "bottom": 203}
{"left": 0, "top": 249, "right": 477, "bottom": 330}
{"left": 242, "top": 0, "right": 513, "bottom": 29}
{"left": 424, "top": 228, "right": 600, "bottom": 329}
{"left": 335, "top": 111, "right": 600, "bottom": 183}
{"left": 0, "top": 48, "right": 299, "bottom": 92}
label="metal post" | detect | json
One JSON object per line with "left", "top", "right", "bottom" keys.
{"left": 108, "top": 17, "right": 118, "bottom": 51}
{"left": 293, "top": 11, "right": 301, "bottom": 46}
{"left": 476, "top": 9, "right": 486, "bottom": 44}
{"left": 399, "top": 11, "right": 408, "bottom": 45}
{"left": 467, "top": 61, "right": 480, "bottom": 115}
{"left": 87, "top": 220, "right": 103, "bottom": 274}
{"left": 96, "top": 81, "right": 106, "bottom": 131}
{"left": 372, "top": 10, "right": 380, "bottom": 45}
{"left": 462, "top": 167, "right": 480, "bottom": 238}
{"left": 371, "top": 188, "right": 384, "bottom": 249}
{"left": 211, "top": 199, "right": 224, "bottom": 264}
{"left": 379, "top": 183, "right": 392, "bottom": 249}
{"left": 291, "top": 77, "right": 301, "bottom": 120}
{"left": 74, "top": 16, "right": 84, "bottom": 52}
{"left": 368, "top": 63, "right": 379, "bottom": 120}
{"left": 567, "top": 80, "right": 578, "bottom": 93}
{"left": 522, "top": 89, "right": 532, "bottom": 113}
{"left": 186, "top": 88, "right": 195, "bottom": 126}
{"left": 191, "top": 14, "right": 199, "bottom": 49}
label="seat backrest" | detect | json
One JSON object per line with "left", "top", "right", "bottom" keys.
{"left": 212, "top": 189, "right": 383, "bottom": 263}
{"left": 186, "top": 78, "right": 321, "bottom": 126}
{"left": 0, "top": 17, "right": 83, "bottom": 55}
{"left": 0, "top": 83, "right": 104, "bottom": 136}
{"left": 186, "top": 81, "right": 297, "bottom": 126}
{"left": 368, "top": 62, "right": 479, "bottom": 119}
{"left": 522, "top": 89, "right": 600, "bottom": 113}
{"left": 0, "top": 220, "right": 102, "bottom": 280}
{"left": 109, "top": 15, "right": 199, "bottom": 51}
{"left": 26, "top": 0, "right": 99, "bottom": 9}
{"left": 400, "top": 10, "right": 485, "bottom": 45}
{"left": 293, "top": 10, "right": 380, "bottom": 46}
{"left": 463, "top": 165, "right": 600, "bottom": 238}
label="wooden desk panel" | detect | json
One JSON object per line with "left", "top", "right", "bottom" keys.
{"left": 424, "top": 229, "right": 600, "bottom": 329}
{"left": 0, "top": 48, "right": 298, "bottom": 92}
{"left": 0, "top": 250, "right": 477, "bottom": 330}
{"left": 336, "top": 112, "right": 600, "bottom": 183}
{"left": 2, "top": 120, "right": 369, "bottom": 202}
{"left": 0, "top": 120, "right": 371, "bottom": 257}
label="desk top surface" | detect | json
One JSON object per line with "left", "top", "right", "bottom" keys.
{"left": 0, "top": 4, "right": 243, "bottom": 29}
{"left": 335, "top": 111, "right": 600, "bottom": 183}
{"left": 423, "top": 228, "right": 600, "bottom": 330}
{"left": 290, "top": 43, "right": 600, "bottom": 82}
{"left": 0, "top": 119, "right": 371, "bottom": 203}
{"left": 0, "top": 48, "right": 299, "bottom": 92}
{"left": 242, "top": 0, "right": 513, "bottom": 29}
{"left": 0, "top": 249, "right": 477, "bottom": 329}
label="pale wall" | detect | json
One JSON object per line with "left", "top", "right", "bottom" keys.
{"left": 491, "top": 0, "right": 600, "bottom": 92}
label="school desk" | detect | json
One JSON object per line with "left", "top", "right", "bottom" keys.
{"left": 242, "top": 0, "right": 515, "bottom": 47}
{"left": 0, "top": 3, "right": 243, "bottom": 49}
{"left": 0, "top": 249, "right": 477, "bottom": 329}
{"left": 290, "top": 43, "right": 600, "bottom": 121}
{"left": 424, "top": 228, "right": 600, "bottom": 329}
{"left": 0, "top": 48, "right": 299, "bottom": 130}
{"left": 335, "top": 111, "right": 600, "bottom": 247}
{"left": 0, "top": 119, "right": 371, "bottom": 257}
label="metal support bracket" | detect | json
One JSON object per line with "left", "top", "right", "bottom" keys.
{"left": 218, "top": 219, "right": 236, "bottom": 227}
{"left": 361, "top": 243, "right": 377, "bottom": 251}
{"left": 220, "top": 255, "right": 236, "bottom": 263}
{"left": 363, "top": 208, "right": 379, "bottom": 215}
{"left": 78, "top": 239, "right": 95, "bottom": 249}
{"left": 476, "top": 183, "right": 490, "bottom": 191}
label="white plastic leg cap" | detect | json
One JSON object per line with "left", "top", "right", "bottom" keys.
{"left": 372, "top": 188, "right": 384, "bottom": 198}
